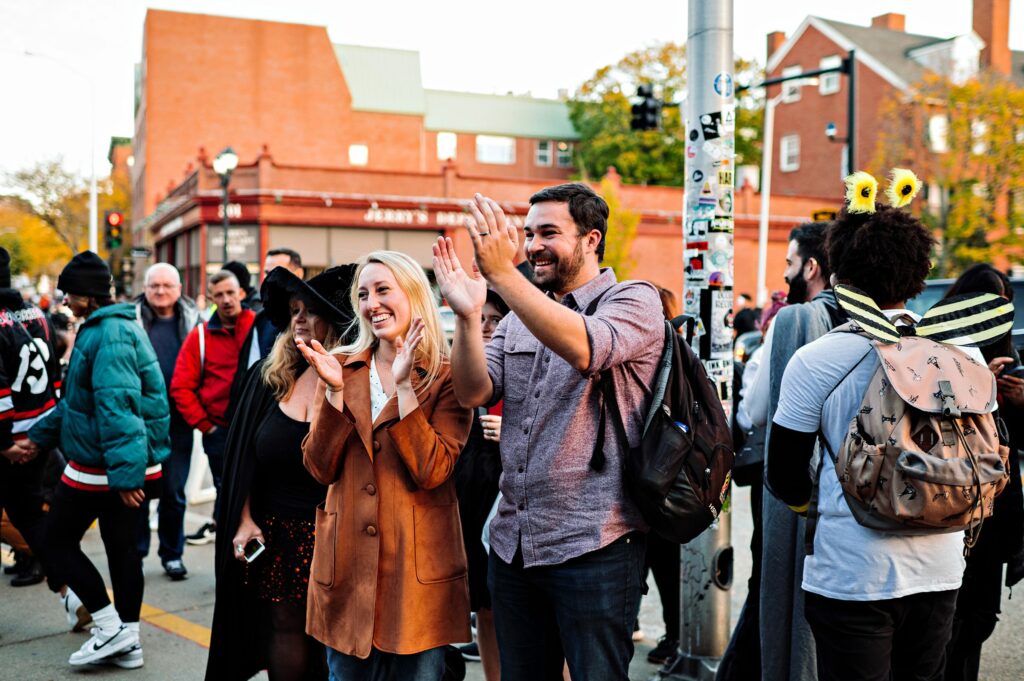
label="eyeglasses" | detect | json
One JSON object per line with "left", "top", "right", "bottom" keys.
{"left": 146, "top": 284, "right": 180, "bottom": 290}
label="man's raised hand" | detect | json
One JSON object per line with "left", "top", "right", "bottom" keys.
{"left": 432, "top": 236, "right": 487, "bottom": 320}
{"left": 466, "top": 194, "right": 519, "bottom": 281}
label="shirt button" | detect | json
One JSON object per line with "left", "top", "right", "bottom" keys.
{"left": 518, "top": 466, "right": 524, "bottom": 473}
{"left": 365, "top": 484, "right": 377, "bottom": 496}
{"left": 545, "top": 356, "right": 550, "bottom": 363}
{"left": 366, "top": 525, "right": 378, "bottom": 536}
{"left": 372, "top": 440, "right": 381, "bottom": 452}
{"left": 517, "top": 503, "right": 525, "bottom": 511}
{"left": 534, "top": 390, "right": 540, "bottom": 398}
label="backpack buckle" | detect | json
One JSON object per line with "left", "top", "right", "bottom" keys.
{"left": 938, "top": 380, "right": 960, "bottom": 419}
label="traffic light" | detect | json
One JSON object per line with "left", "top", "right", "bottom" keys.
{"left": 630, "top": 84, "right": 662, "bottom": 131}
{"left": 104, "top": 210, "right": 124, "bottom": 250}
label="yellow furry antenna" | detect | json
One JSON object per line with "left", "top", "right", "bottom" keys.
{"left": 885, "top": 168, "right": 921, "bottom": 208}
{"left": 844, "top": 171, "right": 878, "bottom": 214}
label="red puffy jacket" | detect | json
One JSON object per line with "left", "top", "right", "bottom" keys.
{"left": 170, "top": 310, "right": 254, "bottom": 433}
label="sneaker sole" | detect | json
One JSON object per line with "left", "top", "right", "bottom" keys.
{"left": 69, "top": 631, "right": 138, "bottom": 666}
{"left": 185, "top": 536, "right": 213, "bottom": 546}
{"left": 91, "top": 648, "right": 144, "bottom": 669}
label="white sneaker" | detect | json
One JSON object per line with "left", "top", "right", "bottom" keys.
{"left": 62, "top": 591, "right": 92, "bottom": 632}
{"left": 68, "top": 625, "right": 138, "bottom": 665}
{"left": 90, "top": 641, "right": 144, "bottom": 669}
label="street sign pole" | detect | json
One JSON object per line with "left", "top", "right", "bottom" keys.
{"left": 664, "top": 1, "right": 735, "bottom": 679}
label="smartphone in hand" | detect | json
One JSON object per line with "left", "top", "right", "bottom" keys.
{"left": 243, "top": 537, "right": 266, "bottom": 563}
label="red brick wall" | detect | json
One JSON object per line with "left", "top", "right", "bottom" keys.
{"left": 137, "top": 10, "right": 355, "bottom": 221}
{"left": 767, "top": 24, "right": 896, "bottom": 199}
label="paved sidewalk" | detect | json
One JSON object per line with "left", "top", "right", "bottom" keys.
{"left": 2, "top": 487, "right": 1020, "bottom": 679}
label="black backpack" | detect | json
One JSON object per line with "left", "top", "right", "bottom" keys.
{"left": 592, "top": 313, "right": 735, "bottom": 544}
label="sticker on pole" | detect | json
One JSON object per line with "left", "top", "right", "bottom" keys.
{"left": 713, "top": 73, "right": 733, "bottom": 98}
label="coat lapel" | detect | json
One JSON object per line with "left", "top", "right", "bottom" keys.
{"left": 342, "top": 350, "right": 374, "bottom": 458}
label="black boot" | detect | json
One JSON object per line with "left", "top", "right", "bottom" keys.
{"left": 10, "top": 554, "right": 44, "bottom": 587}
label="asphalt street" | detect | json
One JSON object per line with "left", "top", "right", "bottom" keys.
{"left": 1, "top": 485, "right": 1020, "bottom": 680}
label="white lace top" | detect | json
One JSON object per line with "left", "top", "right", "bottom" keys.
{"left": 369, "top": 355, "right": 390, "bottom": 422}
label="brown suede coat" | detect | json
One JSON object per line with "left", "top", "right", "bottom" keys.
{"left": 302, "top": 349, "right": 472, "bottom": 657}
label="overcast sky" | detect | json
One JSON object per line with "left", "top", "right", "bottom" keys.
{"left": 1, "top": 0, "right": 1022, "bottom": 181}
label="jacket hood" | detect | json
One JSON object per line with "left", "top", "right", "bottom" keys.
{"left": 84, "top": 302, "right": 137, "bottom": 325}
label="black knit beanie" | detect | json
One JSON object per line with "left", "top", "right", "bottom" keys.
{"left": 58, "top": 251, "right": 112, "bottom": 298}
{"left": 223, "top": 261, "right": 252, "bottom": 293}
{"left": 0, "top": 248, "right": 10, "bottom": 289}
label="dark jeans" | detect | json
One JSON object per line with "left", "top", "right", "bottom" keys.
{"left": 804, "top": 589, "right": 958, "bottom": 681}
{"left": 44, "top": 483, "right": 146, "bottom": 622}
{"left": 325, "top": 645, "right": 445, "bottom": 681}
{"left": 489, "top": 532, "right": 646, "bottom": 681}
{"left": 944, "top": 552, "right": 1003, "bottom": 681}
{"left": 644, "top": 531, "right": 680, "bottom": 641}
{"left": 203, "top": 426, "right": 227, "bottom": 523}
{"left": 138, "top": 426, "right": 193, "bottom": 562}
{"left": 717, "top": 474, "right": 763, "bottom": 680}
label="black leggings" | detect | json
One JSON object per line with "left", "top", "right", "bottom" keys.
{"left": 44, "top": 482, "right": 145, "bottom": 622}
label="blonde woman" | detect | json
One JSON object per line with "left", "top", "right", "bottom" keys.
{"left": 207, "top": 265, "right": 356, "bottom": 681}
{"left": 297, "top": 251, "right": 472, "bottom": 681}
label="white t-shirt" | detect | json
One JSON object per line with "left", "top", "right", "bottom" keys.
{"left": 369, "top": 356, "right": 390, "bottom": 422}
{"left": 774, "top": 310, "right": 969, "bottom": 601}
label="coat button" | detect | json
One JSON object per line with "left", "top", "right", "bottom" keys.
{"left": 517, "top": 502, "right": 525, "bottom": 511}
{"left": 366, "top": 525, "right": 378, "bottom": 536}
{"left": 373, "top": 440, "right": 381, "bottom": 452}
{"left": 365, "top": 484, "right": 377, "bottom": 496}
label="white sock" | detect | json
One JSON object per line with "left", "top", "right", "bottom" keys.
{"left": 61, "top": 588, "right": 82, "bottom": 611}
{"left": 124, "top": 621, "right": 140, "bottom": 633}
{"left": 91, "top": 604, "right": 123, "bottom": 634}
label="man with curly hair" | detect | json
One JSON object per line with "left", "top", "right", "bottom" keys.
{"left": 766, "top": 205, "right": 967, "bottom": 681}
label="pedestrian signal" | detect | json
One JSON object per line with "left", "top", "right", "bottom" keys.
{"left": 630, "top": 84, "right": 662, "bottom": 131}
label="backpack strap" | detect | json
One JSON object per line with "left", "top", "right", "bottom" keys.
{"left": 584, "top": 287, "right": 615, "bottom": 472}
{"left": 804, "top": 343, "right": 874, "bottom": 556}
{"left": 198, "top": 323, "right": 206, "bottom": 382}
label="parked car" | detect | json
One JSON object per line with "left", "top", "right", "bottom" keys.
{"left": 907, "top": 277, "right": 1023, "bottom": 352}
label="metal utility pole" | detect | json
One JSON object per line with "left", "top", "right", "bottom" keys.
{"left": 665, "top": 1, "right": 734, "bottom": 679}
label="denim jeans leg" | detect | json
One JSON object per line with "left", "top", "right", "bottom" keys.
{"left": 157, "top": 434, "right": 192, "bottom": 562}
{"left": 201, "top": 427, "right": 227, "bottom": 523}
{"left": 326, "top": 646, "right": 446, "bottom": 681}
{"left": 488, "top": 550, "right": 565, "bottom": 681}
{"left": 545, "top": 533, "right": 646, "bottom": 681}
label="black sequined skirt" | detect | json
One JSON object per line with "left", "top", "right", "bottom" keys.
{"left": 244, "top": 515, "right": 315, "bottom": 603}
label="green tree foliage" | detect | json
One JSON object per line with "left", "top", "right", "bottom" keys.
{"left": 568, "top": 43, "right": 764, "bottom": 186}
{"left": 599, "top": 175, "right": 640, "bottom": 278}
{"left": 872, "top": 74, "right": 1024, "bottom": 276}
{"left": 3, "top": 158, "right": 132, "bottom": 274}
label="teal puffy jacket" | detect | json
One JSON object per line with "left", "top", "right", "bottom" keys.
{"left": 30, "top": 303, "right": 171, "bottom": 490}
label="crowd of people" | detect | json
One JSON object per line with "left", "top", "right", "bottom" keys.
{"left": 0, "top": 177, "right": 1021, "bottom": 681}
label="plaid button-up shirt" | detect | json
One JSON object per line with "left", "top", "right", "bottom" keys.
{"left": 485, "top": 269, "right": 663, "bottom": 567}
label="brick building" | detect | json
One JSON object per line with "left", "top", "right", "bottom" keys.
{"left": 133, "top": 9, "right": 830, "bottom": 301}
{"left": 764, "top": 0, "right": 1022, "bottom": 199}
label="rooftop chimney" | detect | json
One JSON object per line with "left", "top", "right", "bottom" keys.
{"left": 973, "top": 0, "right": 1011, "bottom": 75}
{"left": 767, "top": 31, "right": 786, "bottom": 63}
{"left": 871, "top": 13, "right": 906, "bottom": 31}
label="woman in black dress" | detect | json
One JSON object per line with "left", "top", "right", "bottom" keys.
{"left": 206, "top": 265, "right": 355, "bottom": 681}
{"left": 454, "top": 289, "right": 508, "bottom": 680}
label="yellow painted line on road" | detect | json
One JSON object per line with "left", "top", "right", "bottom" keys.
{"left": 104, "top": 589, "right": 211, "bottom": 648}
{"left": 139, "top": 602, "right": 211, "bottom": 648}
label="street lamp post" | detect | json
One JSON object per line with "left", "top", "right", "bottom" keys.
{"left": 212, "top": 147, "right": 239, "bottom": 266}
{"left": 755, "top": 77, "right": 818, "bottom": 307}
{"left": 23, "top": 50, "right": 98, "bottom": 252}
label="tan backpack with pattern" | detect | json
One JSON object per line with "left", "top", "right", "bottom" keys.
{"left": 821, "top": 330, "right": 1010, "bottom": 550}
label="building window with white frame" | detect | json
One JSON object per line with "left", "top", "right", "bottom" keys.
{"left": 535, "top": 140, "right": 552, "bottom": 166}
{"left": 436, "top": 132, "right": 457, "bottom": 161}
{"left": 779, "top": 134, "right": 800, "bottom": 172}
{"left": 475, "top": 135, "right": 516, "bottom": 165}
{"left": 928, "top": 114, "right": 949, "bottom": 153}
{"left": 782, "top": 65, "right": 803, "bottom": 103}
{"left": 819, "top": 55, "right": 842, "bottom": 95}
{"left": 556, "top": 141, "right": 573, "bottom": 168}
{"left": 348, "top": 144, "right": 369, "bottom": 166}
